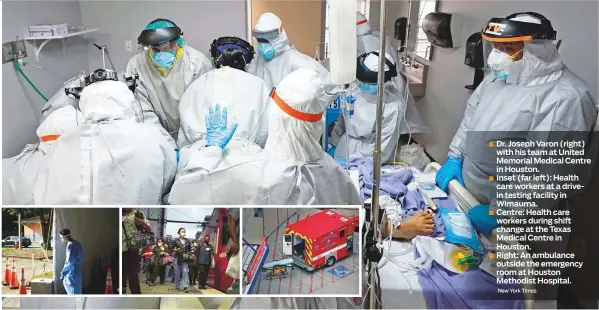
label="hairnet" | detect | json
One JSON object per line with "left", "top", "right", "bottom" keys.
{"left": 214, "top": 43, "right": 251, "bottom": 69}
{"left": 79, "top": 80, "right": 137, "bottom": 122}
{"left": 356, "top": 11, "right": 371, "bottom": 36}
{"left": 36, "top": 105, "right": 82, "bottom": 154}
{"left": 264, "top": 68, "right": 326, "bottom": 162}
{"left": 145, "top": 19, "right": 185, "bottom": 47}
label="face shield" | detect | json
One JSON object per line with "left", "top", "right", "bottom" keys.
{"left": 355, "top": 51, "right": 397, "bottom": 93}
{"left": 481, "top": 12, "right": 557, "bottom": 79}
{"left": 138, "top": 19, "right": 183, "bottom": 49}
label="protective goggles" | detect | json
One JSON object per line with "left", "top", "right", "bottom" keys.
{"left": 210, "top": 36, "right": 255, "bottom": 65}
{"left": 138, "top": 19, "right": 183, "bottom": 46}
{"left": 355, "top": 52, "right": 397, "bottom": 84}
{"left": 481, "top": 12, "right": 556, "bottom": 43}
{"left": 252, "top": 25, "right": 284, "bottom": 41}
{"left": 269, "top": 87, "right": 323, "bottom": 123}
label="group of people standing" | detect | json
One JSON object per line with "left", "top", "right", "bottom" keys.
{"left": 142, "top": 233, "right": 214, "bottom": 292}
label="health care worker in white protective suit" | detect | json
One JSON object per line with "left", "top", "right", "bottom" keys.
{"left": 435, "top": 12, "right": 598, "bottom": 304}
{"left": 329, "top": 52, "right": 403, "bottom": 163}
{"left": 2, "top": 106, "right": 82, "bottom": 205}
{"left": 250, "top": 13, "right": 331, "bottom": 91}
{"left": 168, "top": 68, "right": 361, "bottom": 205}
{"left": 126, "top": 18, "right": 214, "bottom": 144}
{"left": 176, "top": 36, "right": 271, "bottom": 149}
{"left": 32, "top": 80, "right": 177, "bottom": 205}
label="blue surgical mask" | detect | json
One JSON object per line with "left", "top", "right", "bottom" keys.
{"left": 359, "top": 82, "right": 378, "bottom": 94}
{"left": 152, "top": 51, "right": 177, "bottom": 70}
{"left": 258, "top": 43, "right": 275, "bottom": 60}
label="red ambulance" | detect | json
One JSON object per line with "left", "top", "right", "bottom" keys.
{"left": 282, "top": 210, "right": 359, "bottom": 271}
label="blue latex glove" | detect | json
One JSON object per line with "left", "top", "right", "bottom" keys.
{"left": 435, "top": 157, "right": 465, "bottom": 191}
{"left": 205, "top": 104, "right": 237, "bottom": 149}
{"left": 327, "top": 145, "right": 336, "bottom": 157}
{"left": 467, "top": 204, "right": 499, "bottom": 236}
{"left": 336, "top": 158, "right": 347, "bottom": 165}
{"left": 175, "top": 149, "right": 180, "bottom": 164}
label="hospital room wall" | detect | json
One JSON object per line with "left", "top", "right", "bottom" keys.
{"left": 78, "top": 1, "right": 248, "bottom": 72}
{"left": 1, "top": 0, "right": 90, "bottom": 158}
{"left": 382, "top": 0, "right": 599, "bottom": 162}
{"left": 250, "top": 0, "right": 325, "bottom": 56}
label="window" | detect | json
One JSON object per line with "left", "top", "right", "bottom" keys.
{"left": 284, "top": 235, "right": 292, "bottom": 242}
{"left": 323, "top": 0, "right": 371, "bottom": 59}
{"left": 414, "top": 0, "right": 438, "bottom": 60}
{"left": 339, "top": 229, "right": 345, "bottom": 238}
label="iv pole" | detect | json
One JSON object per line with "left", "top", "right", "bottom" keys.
{"left": 369, "top": 0, "right": 387, "bottom": 308}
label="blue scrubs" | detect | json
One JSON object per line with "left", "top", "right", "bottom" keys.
{"left": 61, "top": 239, "right": 84, "bottom": 294}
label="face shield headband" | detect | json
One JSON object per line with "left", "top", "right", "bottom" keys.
{"left": 356, "top": 52, "right": 397, "bottom": 84}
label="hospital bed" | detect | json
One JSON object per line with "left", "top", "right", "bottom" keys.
{"left": 351, "top": 162, "right": 535, "bottom": 309}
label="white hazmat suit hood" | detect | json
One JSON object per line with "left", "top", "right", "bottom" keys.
{"left": 355, "top": 12, "right": 397, "bottom": 62}
{"left": 264, "top": 68, "right": 325, "bottom": 162}
{"left": 249, "top": 12, "right": 331, "bottom": 94}
{"left": 33, "top": 80, "right": 177, "bottom": 205}
{"left": 168, "top": 68, "right": 361, "bottom": 205}
{"left": 3, "top": 106, "right": 82, "bottom": 205}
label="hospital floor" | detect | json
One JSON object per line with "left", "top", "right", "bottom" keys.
{"left": 245, "top": 208, "right": 361, "bottom": 295}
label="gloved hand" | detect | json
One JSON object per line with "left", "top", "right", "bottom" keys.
{"left": 467, "top": 204, "right": 498, "bottom": 236}
{"left": 336, "top": 158, "right": 347, "bottom": 165}
{"left": 205, "top": 104, "right": 238, "bottom": 149}
{"left": 435, "top": 157, "right": 465, "bottom": 191}
{"left": 327, "top": 145, "right": 336, "bottom": 157}
{"left": 175, "top": 149, "right": 180, "bottom": 164}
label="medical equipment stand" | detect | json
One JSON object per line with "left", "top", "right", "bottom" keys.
{"left": 369, "top": 0, "right": 388, "bottom": 308}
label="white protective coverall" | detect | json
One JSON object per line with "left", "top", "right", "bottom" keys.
{"left": 2, "top": 106, "right": 82, "bottom": 205}
{"left": 32, "top": 80, "right": 177, "bottom": 205}
{"left": 176, "top": 66, "right": 271, "bottom": 149}
{"left": 249, "top": 13, "right": 331, "bottom": 91}
{"left": 330, "top": 53, "right": 403, "bottom": 163}
{"left": 168, "top": 68, "right": 361, "bottom": 205}
{"left": 126, "top": 45, "right": 214, "bottom": 144}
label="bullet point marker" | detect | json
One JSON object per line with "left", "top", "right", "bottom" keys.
{"left": 489, "top": 176, "right": 494, "bottom": 181}
{"left": 489, "top": 253, "right": 495, "bottom": 259}
{"left": 488, "top": 141, "right": 494, "bottom": 147}
{"left": 489, "top": 210, "right": 494, "bottom": 216}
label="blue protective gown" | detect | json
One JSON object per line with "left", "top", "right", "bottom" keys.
{"left": 61, "top": 240, "right": 84, "bottom": 294}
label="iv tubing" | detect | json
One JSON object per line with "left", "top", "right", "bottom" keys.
{"left": 15, "top": 60, "right": 49, "bottom": 102}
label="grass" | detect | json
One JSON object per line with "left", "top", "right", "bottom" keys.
{"left": 31, "top": 271, "right": 54, "bottom": 280}
{"left": 2, "top": 248, "right": 53, "bottom": 260}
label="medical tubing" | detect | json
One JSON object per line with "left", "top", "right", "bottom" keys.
{"left": 15, "top": 60, "right": 49, "bottom": 101}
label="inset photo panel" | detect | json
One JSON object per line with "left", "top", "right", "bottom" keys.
{"left": 122, "top": 207, "right": 240, "bottom": 295}
{"left": 242, "top": 207, "right": 361, "bottom": 296}
{"left": 1, "top": 207, "right": 120, "bottom": 296}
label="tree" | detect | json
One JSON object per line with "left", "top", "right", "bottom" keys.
{"left": 4, "top": 208, "right": 52, "bottom": 251}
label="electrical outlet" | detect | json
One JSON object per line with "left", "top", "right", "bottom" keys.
{"left": 2, "top": 39, "right": 27, "bottom": 64}
{"left": 125, "top": 41, "right": 133, "bottom": 52}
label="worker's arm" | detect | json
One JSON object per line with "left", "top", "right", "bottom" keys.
{"left": 329, "top": 113, "right": 346, "bottom": 147}
{"left": 61, "top": 243, "right": 75, "bottom": 278}
{"left": 227, "top": 209, "right": 239, "bottom": 255}
{"left": 380, "top": 101, "right": 403, "bottom": 163}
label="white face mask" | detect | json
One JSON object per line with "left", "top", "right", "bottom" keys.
{"left": 487, "top": 48, "right": 512, "bottom": 74}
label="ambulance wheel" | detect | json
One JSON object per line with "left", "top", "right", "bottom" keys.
{"left": 326, "top": 256, "right": 336, "bottom": 267}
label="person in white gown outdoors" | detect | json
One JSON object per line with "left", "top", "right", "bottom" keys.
{"left": 168, "top": 68, "right": 361, "bottom": 205}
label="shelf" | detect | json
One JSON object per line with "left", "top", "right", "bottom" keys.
{"left": 23, "top": 28, "right": 98, "bottom": 61}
